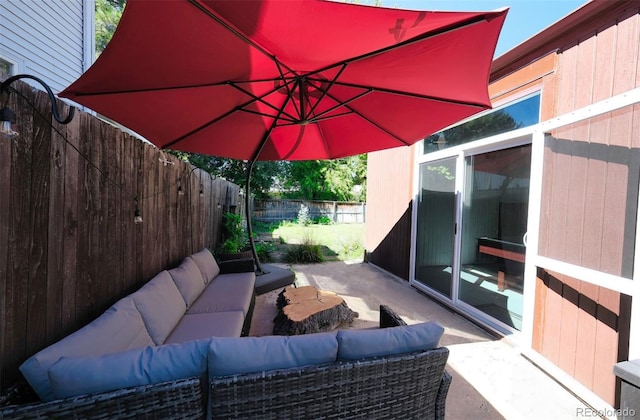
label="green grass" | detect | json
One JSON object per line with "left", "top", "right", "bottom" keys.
{"left": 254, "top": 222, "right": 365, "bottom": 262}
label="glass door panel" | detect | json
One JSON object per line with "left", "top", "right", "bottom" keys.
{"left": 458, "top": 144, "right": 531, "bottom": 330}
{"left": 414, "top": 157, "right": 457, "bottom": 298}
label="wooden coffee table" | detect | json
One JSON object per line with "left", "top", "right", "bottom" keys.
{"left": 272, "top": 286, "right": 358, "bottom": 335}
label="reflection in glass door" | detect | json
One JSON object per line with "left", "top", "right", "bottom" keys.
{"left": 414, "top": 158, "right": 457, "bottom": 298}
{"left": 458, "top": 145, "right": 531, "bottom": 330}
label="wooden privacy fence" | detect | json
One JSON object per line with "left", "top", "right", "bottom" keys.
{"left": 252, "top": 199, "right": 365, "bottom": 223}
{"left": 0, "top": 81, "right": 240, "bottom": 393}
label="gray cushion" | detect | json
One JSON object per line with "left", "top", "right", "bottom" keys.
{"left": 168, "top": 257, "right": 206, "bottom": 308}
{"left": 336, "top": 321, "right": 444, "bottom": 361}
{"left": 164, "top": 312, "right": 245, "bottom": 343}
{"left": 189, "top": 248, "right": 220, "bottom": 285}
{"left": 48, "top": 339, "right": 210, "bottom": 399}
{"left": 187, "top": 272, "right": 255, "bottom": 316}
{"left": 131, "top": 271, "right": 186, "bottom": 345}
{"left": 19, "top": 296, "right": 154, "bottom": 402}
{"left": 208, "top": 332, "right": 338, "bottom": 377}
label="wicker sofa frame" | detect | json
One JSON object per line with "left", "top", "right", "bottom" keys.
{"left": 0, "top": 306, "right": 451, "bottom": 419}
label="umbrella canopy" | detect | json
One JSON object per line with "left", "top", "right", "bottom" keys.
{"left": 61, "top": 0, "right": 507, "bottom": 161}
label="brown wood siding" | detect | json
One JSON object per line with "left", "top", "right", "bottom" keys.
{"left": 365, "top": 146, "right": 414, "bottom": 280}
{"left": 538, "top": 12, "right": 640, "bottom": 278}
{"left": 533, "top": 269, "right": 630, "bottom": 406}
{"left": 556, "top": 10, "right": 640, "bottom": 114}
{"left": 539, "top": 104, "right": 640, "bottom": 278}
{"left": 0, "top": 82, "right": 239, "bottom": 392}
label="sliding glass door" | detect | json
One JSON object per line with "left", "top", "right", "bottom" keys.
{"left": 414, "top": 157, "right": 457, "bottom": 298}
{"left": 413, "top": 144, "right": 531, "bottom": 331}
{"left": 458, "top": 145, "right": 531, "bottom": 330}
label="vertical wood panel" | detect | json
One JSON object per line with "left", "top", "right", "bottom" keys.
{"left": 546, "top": 137, "right": 571, "bottom": 260}
{"left": 556, "top": 46, "right": 577, "bottom": 115}
{"left": 541, "top": 272, "right": 563, "bottom": 365}
{"left": 613, "top": 11, "right": 639, "bottom": 95}
{"left": 0, "top": 97, "right": 13, "bottom": 391}
{"left": 120, "top": 132, "right": 137, "bottom": 295}
{"left": 26, "top": 93, "right": 52, "bottom": 357}
{"left": 62, "top": 112, "right": 80, "bottom": 334}
{"left": 592, "top": 24, "right": 616, "bottom": 103}
{"left": 565, "top": 144, "right": 587, "bottom": 264}
{"left": 46, "top": 109, "right": 67, "bottom": 345}
{"left": 574, "top": 36, "right": 595, "bottom": 109}
{"left": 4, "top": 84, "right": 34, "bottom": 387}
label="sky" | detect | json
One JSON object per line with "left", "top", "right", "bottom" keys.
{"left": 387, "top": 0, "right": 589, "bottom": 57}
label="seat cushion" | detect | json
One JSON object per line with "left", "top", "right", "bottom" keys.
{"left": 48, "top": 338, "right": 210, "bottom": 399}
{"left": 189, "top": 248, "right": 220, "bottom": 285}
{"left": 208, "top": 332, "right": 338, "bottom": 377}
{"left": 131, "top": 270, "right": 186, "bottom": 345}
{"left": 187, "top": 272, "right": 255, "bottom": 317}
{"left": 19, "top": 296, "right": 154, "bottom": 402}
{"left": 336, "top": 321, "right": 444, "bottom": 361}
{"left": 168, "top": 257, "right": 206, "bottom": 308}
{"left": 164, "top": 311, "right": 245, "bottom": 343}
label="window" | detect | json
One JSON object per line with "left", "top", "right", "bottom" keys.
{"left": 0, "top": 58, "right": 13, "bottom": 80}
{"left": 424, "top": 93, "right": 541, "bottom": 154}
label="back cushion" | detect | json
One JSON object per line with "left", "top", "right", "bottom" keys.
{"left": 168, "top": 257, "right": 206, "bottom": 308}
{"left": 132, "top": 271, "right": 187, "bottom": 345}
{"left": 48, "top": 339, "right": 210, "bottom": 399}
{"left": 188, "top": 248, "right": 220, "bottom": 285}
{"left": 336, "top": 321, "right": 444, "bottom": 361}
{"left": 19, "top": 297, "right": 154, "bottom": 402}
{"left": 208, "top": 332, "right": 338, "bottom": 377}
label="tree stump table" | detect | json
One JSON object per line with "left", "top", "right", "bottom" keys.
{"left": 273, "top": 286, "right": 358, "bottom": 335}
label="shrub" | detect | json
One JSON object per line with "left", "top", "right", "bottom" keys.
{"left": 297, "top": 204, "right": 311, "bottom": 226}
{"left": 282, "top": 239, "right": 324, "bottom": 264}
{"left": 339, "top": 239, "right": 364, "bottom": 260}
{"left": 314, "top": 215, "right": 332, "bottom": 225}
{"left": 255, "top": 241, "right": 276, "bottom": 262}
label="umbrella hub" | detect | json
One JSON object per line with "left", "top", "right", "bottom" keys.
{"left": 274, "top": 75, "right": 331, "bottom": 125}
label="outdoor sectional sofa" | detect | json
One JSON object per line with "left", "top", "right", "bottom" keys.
{"left": 1, "top": 249, "right": 452, "bottom": 419}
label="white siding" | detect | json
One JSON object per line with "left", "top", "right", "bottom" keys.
{"left": 0, "top": 0, "right": 94, "bottom": 93}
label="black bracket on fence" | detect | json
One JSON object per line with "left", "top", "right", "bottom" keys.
{"left": 1, "top": 74, "right": 75, "bottom": 135}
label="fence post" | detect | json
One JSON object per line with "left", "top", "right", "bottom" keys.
{"left": 333, "top": 201, "right": 337, "bottom": 223}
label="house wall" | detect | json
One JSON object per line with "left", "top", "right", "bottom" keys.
{"left": 532, "top": 9, "right": 640, "bottom": 406}
{"left": 0, "top": 0, "right": 94, "bottom": 92}
{"left": 365, "top": 146, "right": 414, "bottom": 279}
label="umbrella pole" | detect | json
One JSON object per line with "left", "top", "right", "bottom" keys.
{"left": 245, "top": 157, "right": 266, "bottom": 275}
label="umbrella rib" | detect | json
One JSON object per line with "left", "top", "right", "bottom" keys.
{"left": 229, "top": 80, "right": 300, "bottom": 123}
{"left": 306, "top": 14, "right": 493, "bottom": 78}
{"left": 319, "top": 90, "right": 411, "bottom": 146}
{"left": 277, "top": 110, "right": 355, "bottom": 126}
{"left": 240, "top": 108, "right": 298, "bottom": 124}
{"left": 327, "top": 80, "right": 488, "bottom": 109}
{"left": 70, "top": 81, "right": 234, "bottom": 97}
{"left": 162, "top": 95, "right": 263, "bottom": 149}
{"left": 304, "top": 64, "right": 347, "bottom": 121}
{"left": 307, "top": 89, "right": 372, "bottom": 122}
{"left": 188, "top": 0, "right": 296, "bottom": 76}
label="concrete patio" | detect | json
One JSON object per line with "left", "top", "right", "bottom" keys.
{"left": 249, "top": 260, "right": 592, "bottom": 420}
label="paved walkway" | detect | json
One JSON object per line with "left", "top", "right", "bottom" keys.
{"left": 250, "top": 260, "right": 592, "bottom": 420}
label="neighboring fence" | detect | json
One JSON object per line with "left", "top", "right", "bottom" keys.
{"left": 252, "top": 199, "right": 365, "bottom": 223}
{"left": 0, "top": 81, "right": 241, "bottom": 393}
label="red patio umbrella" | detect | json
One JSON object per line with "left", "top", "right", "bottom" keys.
{"left": 60, "top": 0, "right": 507, "bottom": 272}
